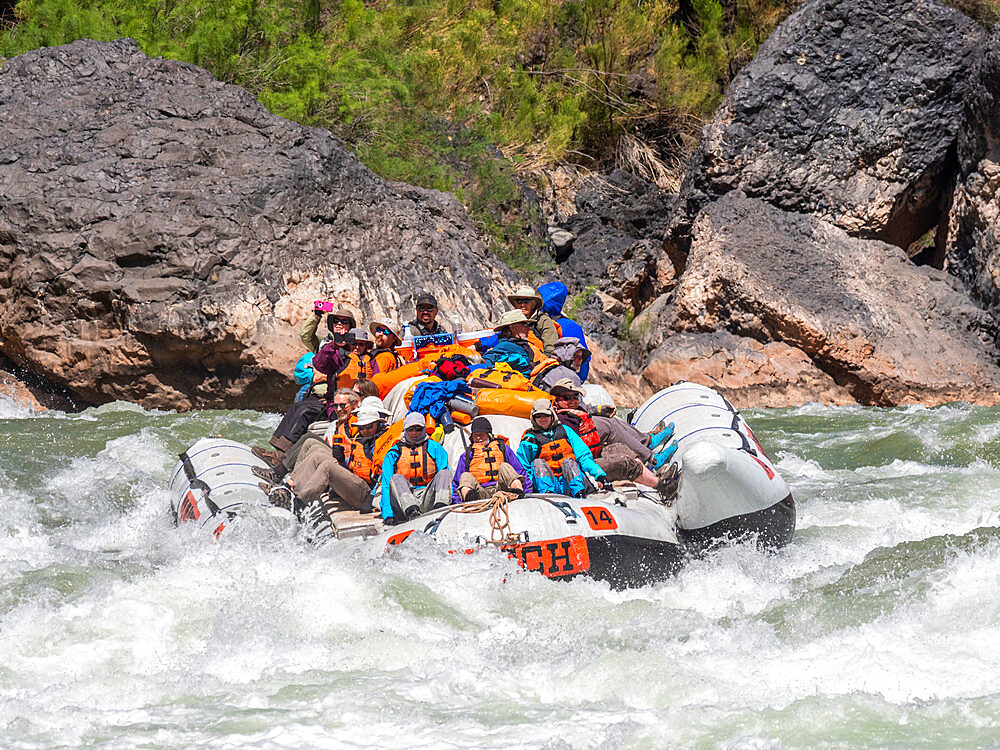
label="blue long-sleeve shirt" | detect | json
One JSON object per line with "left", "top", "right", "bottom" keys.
{"left": 451, "top": 441, "right": 533, "bottom": 501}
{"left": 379, "top": 438, "right": 450, "bottom": 519}
{"left": 516, "top": 424, "right": 606, "bottom": 480}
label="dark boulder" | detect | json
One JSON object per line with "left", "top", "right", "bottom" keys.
{"left": 945, "top": 26, "right": 1000, "bottom": 315}
{"left": 0, "top": 39, "right": 517, "bottom": 411}
{"left": 669, "top": 0, "right": 986, "bottom": 259}
{"left": 659, "top": 191, "right": 1000, "bottom": 406}
{"left": 549, "top": 169, "right": 676, "bottom": 333}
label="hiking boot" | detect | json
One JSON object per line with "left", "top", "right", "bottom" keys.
{"left": 404, "top": 505, "right": 421, "bottom": 521}
{"left": 655, "top": 465, "right": 681, "bottom": 507}
{"left": 252, "top": 465, "right": 279, "bottom": 483}
{"left": 359, "top": 496, "right": 374, "bottom": 514}
{"left": 252, "top": 446, "right": 282, "bottom": 468}
{"left": 649, "top": 421, "right": 676, "bottom": 451}
{"left": 268, "top": 486, "right": 294, "bottom": 511}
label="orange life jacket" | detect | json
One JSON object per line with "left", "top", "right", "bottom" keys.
{"left": 521, "top": 425, "right": 574, "bottom": 476}
{"left": 556, "top": 408, "right": 601, "bottom": 458}
{"left": 337, "top": 352, "right": 370, "bottom": 389}
{"left": 346, "top": 438, "right": 378, "bottom": 485}
{"left": 394, "top": 441, "right": 438, "bottom": 486}
{"left": 325, "top": 417, "right": 356, "bottom": 451}
{"left": 525, "top": 340, "right": 559, "bottom": 379}
{"left": 368, "top": 348, "right": 403, "bottom": 377}
{"left": 464, "top": 437, "right": 508, "bottom": 486}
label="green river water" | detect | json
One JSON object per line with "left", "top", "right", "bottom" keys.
{"left": 1, "top": 396, "right": 999, "bottom": 748}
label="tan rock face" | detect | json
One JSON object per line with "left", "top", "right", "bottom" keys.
{"left": 664, "top": 192, "right": 1000, "bottom": 407}
{"left": 0, "top": 371, "right": 47, "bottom": 412}
{"left": 642, "top": 332, "right": 856, "bottom": 408}
{"left": 0, "top": 40, "right": 518, "bottom": 411}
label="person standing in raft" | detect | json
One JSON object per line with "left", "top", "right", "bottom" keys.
{"left": 367, "top": 318, "right": 404, "bottom": 376}
{"left": 409, "top": 293, "right": 448, "bottom": 336}
{"left": 538, "top": 281, "right": 591, "bottom": 381}
{"left": 380, "top": 412, "right": 453, "bottom": 525}
{"left": 451, "top": 416, "right": 533, "bottom": 503}
{"left": 517, "top": 398, "right": 610, "bottom": 498}
{"left": 508, "top": 285, "right": 560, "bottom": 354}
{"left": 257, "top": 306, "right": 357, "bottom": 457}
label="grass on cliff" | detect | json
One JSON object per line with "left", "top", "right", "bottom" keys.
{"left": 3, "top": 0, "right": 997, "bottom": 273}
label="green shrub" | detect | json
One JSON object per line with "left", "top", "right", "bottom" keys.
{"left": 2, "top": 0, "right": 801, "bottom": 272}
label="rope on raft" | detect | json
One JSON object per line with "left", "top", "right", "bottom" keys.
{"left": 449, "top": 490, "right": 522, "bottom": 545}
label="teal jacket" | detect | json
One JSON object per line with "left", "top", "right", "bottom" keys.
{"left": 379, "top": 438, "right": 450, "bottom": 519}
{"left": 516, "top": 424, "right": 605, "bottom": 479}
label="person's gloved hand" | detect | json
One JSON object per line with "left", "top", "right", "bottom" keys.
{"left": 331, "top": 444, "right": 346, "bottom": 464}
{"left": 596, "top": 478, "right": 611, "bottom": 492}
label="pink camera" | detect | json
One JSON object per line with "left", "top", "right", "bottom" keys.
{"left": 314, "top": 300, "right": 334, "bottom": 313}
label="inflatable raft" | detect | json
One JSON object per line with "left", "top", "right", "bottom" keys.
{"left": 168, "top": 381, "right": 794, "bottom": 587}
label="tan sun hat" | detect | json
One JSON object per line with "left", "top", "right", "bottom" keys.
{"left": 549, "top": 378, "right": 585, "bottom": 397}
{"left": 507, "top": 285, "right": 543, "bottom": 307}
{"left": 493, "top": 309, "right": 530, "bottom": 331}
{"left": 369, "top": 318, "right": 402, "bottom": 341}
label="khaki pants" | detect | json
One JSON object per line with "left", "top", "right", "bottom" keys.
{"left": 289, "top": 448, "right": 370, "bottom": 509}
{"left": 593, "top": 416, "right": 652, "bottom": 462}
{"left": 595, "top": 442, "right": 643, "bottom": 482}
{"left": 457, "top": 463, "right": 524, "bottom": 502}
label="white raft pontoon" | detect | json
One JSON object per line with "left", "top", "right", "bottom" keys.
{"left": 168, "top": 382, "right": 793, "bottom": 587}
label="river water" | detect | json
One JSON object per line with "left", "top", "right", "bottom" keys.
{"left": 2, "top": 395, "right": 999, "bottom": 748}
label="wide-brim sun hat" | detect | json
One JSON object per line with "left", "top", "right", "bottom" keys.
{"left": 507, "top": 285, "right": 543, "bottom": 307}
{"left": 331, "top": 307, "right": 357, "bottom": 326}
{"left": 369, "top": 318, "right": 402, "bottom": 340}
{"left": 359, "top": 395, "right": 391, "bottom": 417}
{"left": 353, "top": 408, "right": 387, "bottom": 427}
{"left": 549, "top": 378, "right": 585, "bottom": 397}
{"left": 493, "top": 309, "right": 530, "bottom": 331}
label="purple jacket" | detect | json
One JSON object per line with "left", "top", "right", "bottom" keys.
{"left": 451, "top": 441, "right": 533, "bottom": 502}
{"left": 312, "top": 341, "right": 351, "bottom": 417}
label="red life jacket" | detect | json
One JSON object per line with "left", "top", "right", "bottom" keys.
{"left": 521, "top": 425, "right": 574, "bottom": 476}
{"left": 556, "top": 408, "right": 601, "bottom": 458}
{"left": 394, "top": 441, "right": 438, "bottom": 486}
{"left": 464, "top": 437, "right": 508, "bottom": 486}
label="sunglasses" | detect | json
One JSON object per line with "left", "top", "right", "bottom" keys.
{"left": 416, "top": 305, "right": 436, "bottom": 312}
{"left": 405, "top": 425, "right": 425, "bottom": 432}
{"left": 332, "top": 402, "right": 352, "bottom": 410}
{"left": 375, "top": 327, "right": 392, "bottom": 336}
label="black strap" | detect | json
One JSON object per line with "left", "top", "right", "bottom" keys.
{"left": 178, "top": 451, "right": 221, "bottom": 516}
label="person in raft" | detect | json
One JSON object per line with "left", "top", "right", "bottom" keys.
{"left": 451, "top": 416, "right": 534, "bottom": 503}
{"left": 517, "top": 398, "right": 610, "bottom": 498}
{"left": 368, "top": 318, "right": 404, "bottom": 376}
{"left": 408, "top": 293, "right": 448, "bottom": 336}
{"left": 547, "top": 378, "right": 674, "bottom": 489}
{"left": 278, "top": 400, "right": 389, "bottom": 512}
{"left": 481, "top": 310, "right": 554, "bottom": 378}
{"left": 507, "top": 284, "right": 560, "bottom": 354}
{"left": 380, "top": 412, "right": 453, "bottom": 525}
